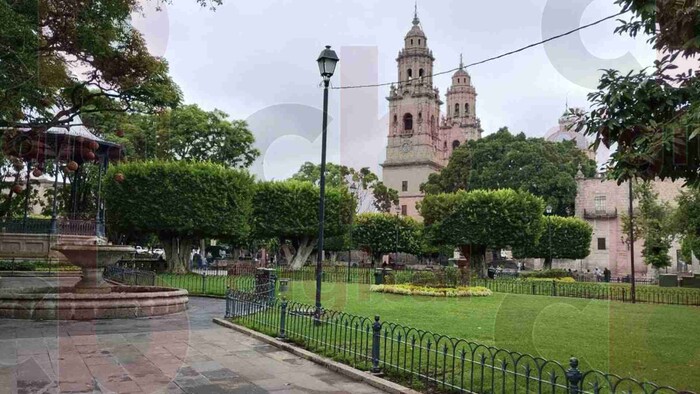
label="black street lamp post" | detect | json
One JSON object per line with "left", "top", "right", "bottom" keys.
{"left": 394, "top": 204, "right": 400, "bottom": 266}
{"left": 315, "top": 45, "right": 339, "bottom": 320}
{"left": 545, "top": 205, "right": 553, "bottom": 270}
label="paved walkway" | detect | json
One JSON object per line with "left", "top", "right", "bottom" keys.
{"left": 0, "top": 297, "right": 385, "bottom": 394}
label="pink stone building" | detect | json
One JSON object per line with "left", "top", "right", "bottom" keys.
{"left": 549, "top": 175, "right": 688, "bottom": 277}
{"left": 381, "top": 10, "right": 482, "bottom": 219}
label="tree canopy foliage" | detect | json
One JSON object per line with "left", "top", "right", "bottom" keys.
{"left": 351, "top": 213, "right": 422, "bottom": 265}
{"left": 105, "top": 160, "right": 253, "bottom": 272}
{"left": 251, "top": 180, "right": 354, "bottom": 269}
{"left": 0, "top": 1, "right": 223, "bottom": 129}
{"left": 421, "top": 189, "right": 545, "bottom": 274}
{"left": 421, "top": 128, "right": 596, "bottom": 215}
{"left": 621, "top": 182, "right": 677, "bottom": 268}
{"left": 675, "top": 186, "right": 700, "bottom": 262}
{"left": 576, "top": 0, "right": 700, "bottom": 184}
{"left": 512, "top": 216, "right": 592, "bottom": 269}
{"left": 291, "top": 162, "right": 398, "bottom": 213}
{"left": 82, "top": 104, "right": 259, "bottom": 167}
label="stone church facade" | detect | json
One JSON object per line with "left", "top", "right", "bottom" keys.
{"left": 381, "top": 10, "right": 482, "bottom": 219}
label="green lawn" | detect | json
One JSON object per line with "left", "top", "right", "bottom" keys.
{"left": 283, "top": 281, "right": 700, "bottom": 392}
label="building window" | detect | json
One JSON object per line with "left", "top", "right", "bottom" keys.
{"left": 402, "top": 181, "right": 408, "bottom": 192}
{"left": 393, "top": 114, "right": 397, "bottom": 124}
{"left": 594, "top": 195, "right": 606, "bottom": 213}
{"left": 454, "top": 103, "right": 460, "bottom": 116}
{"left": 401, "top": 205, "right": 407, "bottom": 216}
{"left": 410, "top": 39, "right": 414, "bottom": 45}
{"left": 598, "top": 238, "right": 607, "bottom": 250}
{"left": 465, "top": 103, "right": 470, "bottom": 114}
{"left": 403, "top": 113, "right": 413, "bottom": 131}
{"left": 418, "top": 39, "right": 421, "bottom": 45}
{"left": 419, "top": 68, "right": 424, "bottom": 77}
{"left": 452, "top": 140, "right": 460, "bottom": 149}
{"left": 407, "top": 68, "right": 413, "bottom": 80}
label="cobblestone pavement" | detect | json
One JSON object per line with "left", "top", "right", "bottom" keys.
{"left": 0, "top": 297, "right": 385, "bottom": 394}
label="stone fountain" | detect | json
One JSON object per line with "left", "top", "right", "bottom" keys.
{"left": 0, "top": 243, "right": 189, "bottom": 320}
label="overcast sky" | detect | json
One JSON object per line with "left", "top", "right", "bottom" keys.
{"left": 133, "top": 0, "right": 655, "bottom": 180}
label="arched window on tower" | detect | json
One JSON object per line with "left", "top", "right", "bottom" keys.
{"left": 418, "top": 39, "right": 421, "bottom": 45}
{"left": 465, "top": 103, "right": 470, "bottom": 115}
{"left": 452, "top": 140, "right": 461, "bottom": 150}
{"left": 418, "top": 112, "right": 422, "bottom": 123}
{"left": 410, "top": 39, "right": 414, "bottom": 45}
{"left": 407, "top": 68, "right": 413, "bottom": 80}
{"left": 393, "top": 114, "right": 397, "bottom": 124}
{"left": 454, "top": 103, "right": 460, "bottom": 117}
{"left": 419, "top": 69, "right": 424, "bottom": 77}
{"left": 403, "top": 113, "right": 413, "bottom": 132}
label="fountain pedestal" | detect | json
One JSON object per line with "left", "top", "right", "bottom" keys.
{"left": 52, "top": 244, "right": 134, "bottom": 293}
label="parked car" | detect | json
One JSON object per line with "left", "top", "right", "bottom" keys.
{"left": 152, "top": 248, "right": 165, "bottom": 260}
{"left": 134, "top": 246, "right": 147, "bottom": 255}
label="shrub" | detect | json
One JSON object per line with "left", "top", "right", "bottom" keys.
{"left": 0, "top": 260, "right": 36, "bottom": 271}
{"left": 520, "top": 269, "right": 572, "bottom": 279}
{"left": 370, "top": 284, "right": 492, "bottom": 297}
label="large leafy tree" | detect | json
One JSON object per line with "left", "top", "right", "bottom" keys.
{"left": 82, "top": 104, "right": 259, "bottom": 167}
{"left": 421, "top": 128, "right": 596, "bottom": 215}
{"left": 512, "top": 216, "right": 592, "bottom": 270}
{"left": 0, "top": 0, "right": 222, "bottom": 130}
{"left": 675, "top": 186, "right": 700, "bottom": 262}
{"left": 251, "top": 180, "right": 354, "bottom": 269}
{"left": 291, "top": 162, "right": 398, "bottom": 213}
{"left": 622, "top": 182, "right": 676, "bottom": 269}
{"left": 421, "top": 189, "right": 545, "bottom": 276}
{"left": 351, "top": 213, "right": 422, "bottom": 266}
{"left": 105, "top": 161, "right": 254, "bottom": 273}
{"left": 576, "top": 0, "right": 700, "bottom": 185}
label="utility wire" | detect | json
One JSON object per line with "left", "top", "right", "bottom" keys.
{"left": 331, "top": 10, "right": 627, "bottom": 90}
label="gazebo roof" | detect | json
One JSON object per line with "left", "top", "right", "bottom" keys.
{"left": 2, "top": 120, "right": 124, "bottom": 164}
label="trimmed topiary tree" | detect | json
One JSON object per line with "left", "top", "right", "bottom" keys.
{"left": 512, "top": 215, "right": 592, "bottom": 270}
{"left": 421, "top": 189, "right": 545, "bottom": 276}
{"left": 351, "top": 212, "right": 422, "bottom": 266}
{"left": 251, "top": 180, "right": 354, "bottom": 269}
{"left": 105, "top": 161, "right": 254, "bottom": 273}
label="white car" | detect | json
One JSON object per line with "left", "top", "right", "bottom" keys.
{"left": 134, "top": 246, "right": 147, "bottom": 255}
{"left": 152, "top": 248, "right": 165, "bottom": 259}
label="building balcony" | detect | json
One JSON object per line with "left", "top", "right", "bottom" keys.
{"left": 583, "top": 208, "right": 618, "bottom": 219}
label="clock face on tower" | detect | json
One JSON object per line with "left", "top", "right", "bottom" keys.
{"left": 401, "top": 141, "right": 412, "bottom": 153}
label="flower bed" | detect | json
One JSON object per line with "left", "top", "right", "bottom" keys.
{"left": 370, "top": 284, "right": 492, "bottom": 297}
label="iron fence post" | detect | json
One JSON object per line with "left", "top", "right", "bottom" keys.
{"left": 565, "top": 357, "right": 582, "bottom": 394}
{"left": 202, "top": 274, "right": 207, "bottom": 294}
{"left": 552, "top": 280, "right": 557, "bottom": 297}
{"left": 279, "top": 298, "right": 288, "bottom": 341}
{"left": 370, "top": 315, "right": 381, "bottom": 374}
{"left": 225, "top": 287, "right": 231, "bottom": 318}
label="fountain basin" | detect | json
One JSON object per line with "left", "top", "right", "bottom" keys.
{"left": 0, "top": 284, "right": 189, "bottom": 320}
{"left": 52, "top": 244, "right": 135, "bottom": 294}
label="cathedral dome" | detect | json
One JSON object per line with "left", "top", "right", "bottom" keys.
{"left": 405, "top": 24, "right": 426, "bottom": 39}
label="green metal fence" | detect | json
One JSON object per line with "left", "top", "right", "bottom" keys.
{"left": 225, "top": 288, "right": 693, "bottom": 394}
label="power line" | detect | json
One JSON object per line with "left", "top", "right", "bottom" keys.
{"left": 331, "top": 11, "right": 627, "bottom": 90}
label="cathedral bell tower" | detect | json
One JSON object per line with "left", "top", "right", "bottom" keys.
{"left": 441, "top": 55, "right": 482, "bottom": 161}
{"left": 381, "top": 7, "right": 443, "bottom": 218}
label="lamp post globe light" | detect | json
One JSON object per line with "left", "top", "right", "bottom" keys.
{"left": 314, "top": 45, "right": 339, "bottom": 321}
{"left": 545, "top": 205, "right": 553, "bottom": 270}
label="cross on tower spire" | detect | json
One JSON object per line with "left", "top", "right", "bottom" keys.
{"left": 459, "top": 53, "right": 464, "bottom": 69}
{"left": 412, "top": 1, "right": 420, "bottom": 26}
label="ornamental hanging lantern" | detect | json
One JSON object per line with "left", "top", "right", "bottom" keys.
{"left": 316, "top": 45, "right": 339, "bottom": 80}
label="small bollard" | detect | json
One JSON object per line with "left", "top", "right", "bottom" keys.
{"left": 370, "top": 315, "right": 382, "bottom": 374}
{"left": 279, "top": 278, "right": 289, "bottom": 293}
{"left": 278, "top": 298, "right": 288, "bottom": 341}
{"left": 565, "top": 357, "right": 582, "bottom": 394}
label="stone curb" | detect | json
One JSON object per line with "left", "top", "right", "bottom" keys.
{"left": 0, "top": 271, "right": 81, "bottom": 277}
{"left": 212, "top": 318, "right": 421, "bottom": 394}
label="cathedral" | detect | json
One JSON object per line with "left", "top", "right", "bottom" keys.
{"left": 381, "top": 9, "right": 482, "bottom": 218}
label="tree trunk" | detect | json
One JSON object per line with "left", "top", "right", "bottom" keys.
{"left": 543, "top": 256, "right": 553, "bottom": 270}
{"left": 162, "top": 236, "right": 191, "bottom": 273}
{"left": 459, "top": 244, "right": 487, "bottom": 279}
{"left": 289, "top": 237, "right": 316, "bottom": 270}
